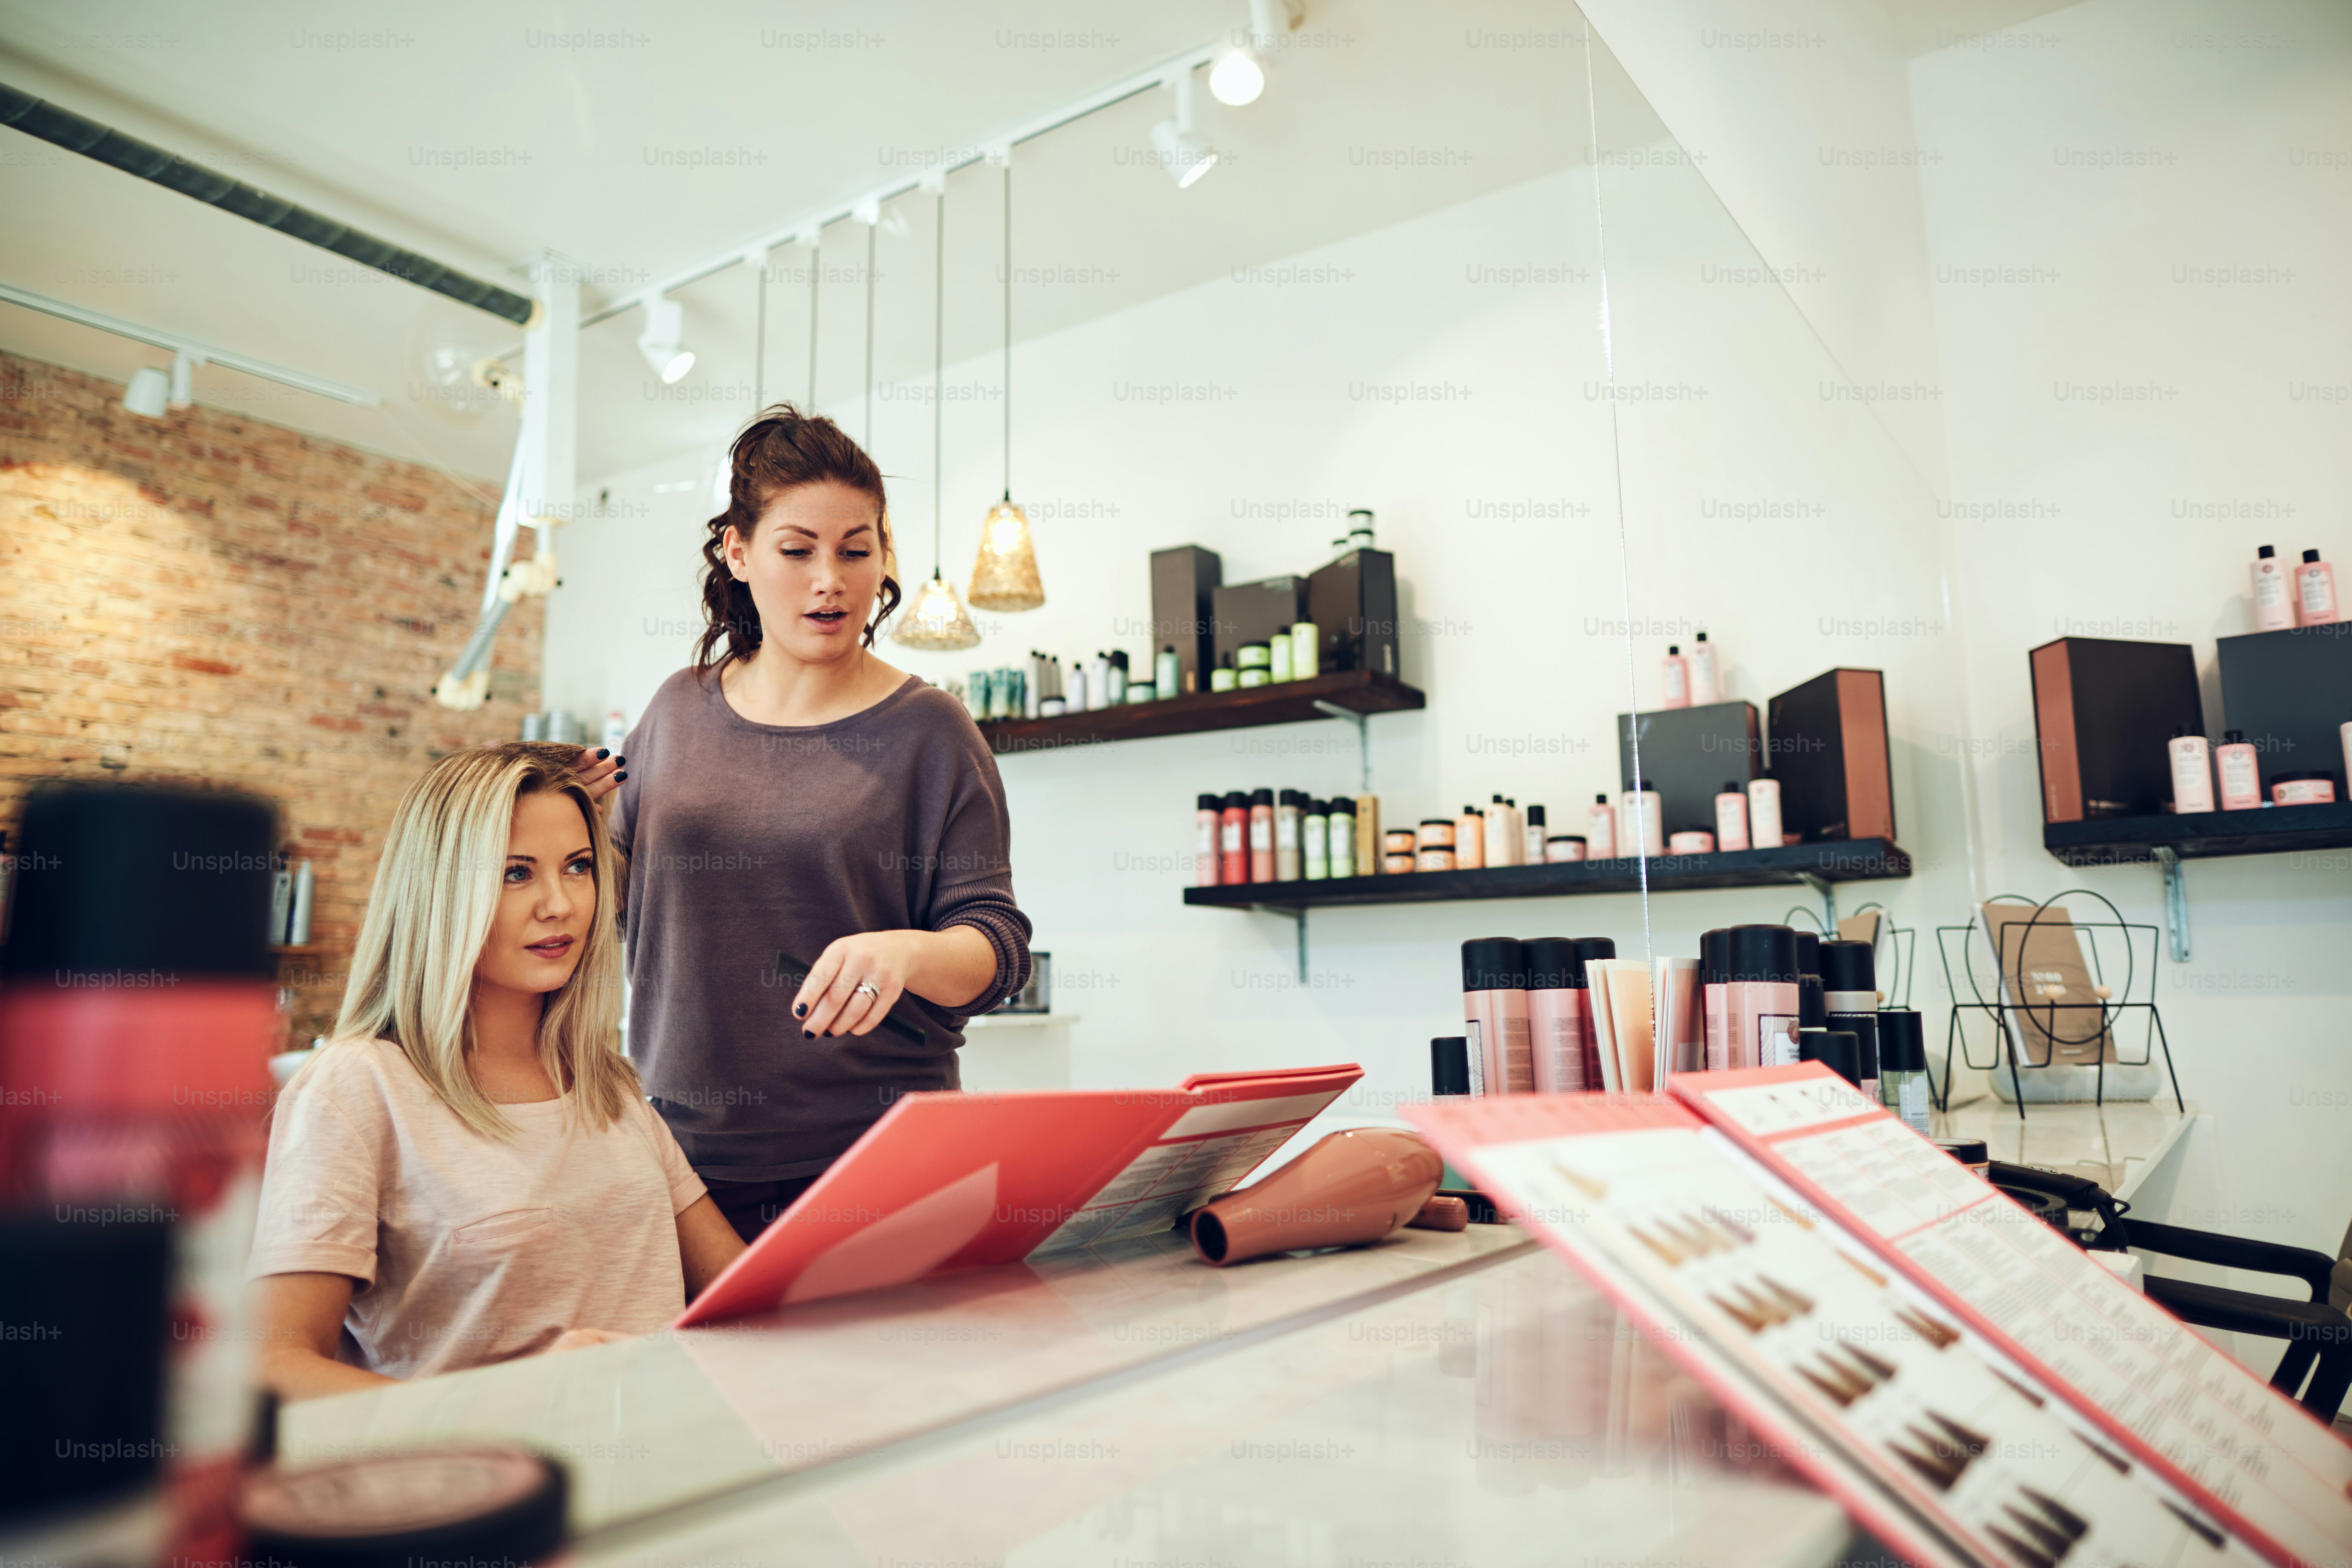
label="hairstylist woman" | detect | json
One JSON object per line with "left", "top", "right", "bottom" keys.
{"left": 590, "top": 406, "right": 1031, "bottom": 1243}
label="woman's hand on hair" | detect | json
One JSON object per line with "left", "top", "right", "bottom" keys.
{"left": 569, "top": 746, "right": 627, "bottom": 807}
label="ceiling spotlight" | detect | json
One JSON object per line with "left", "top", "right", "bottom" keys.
{"left": 122, "top": 364, "right": 169, "bottom": 419}
{"left": 637, "top": 296, "right": 695, "bottom": 383}
{"left": 1208, "top": 47, "right": 1264, "bottom": 107}
{"left": 1151, "top": 70, "right": 1219, "bottom": 190}
{"left": 168, "top": 351, "right": 199, "bottom": 410}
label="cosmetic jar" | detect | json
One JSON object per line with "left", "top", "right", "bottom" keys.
{"left": 1416, "top": 819, "right": 1456, "bottom": 849}
{"left": 2272, "top": 772, "right": 2336, "bottom": 805}
{"left": 1544, "top": 834, "right": 1587, "bottom": 863}
{"left": 1039, "top": 697, "right": 1066, "bottom": 717}
{"left": 1416, "top": 848, "right": 1457, "bottom": 873}
{"left": 1383, "top": 827, "right": 1416, "bottom": 857}
{"left": 1210, "top": 665, "right": 1237, "bottom": 693}
{"left": 1237, "top": 668, "right": 1270, "bottom": 689}
{"left": 1667, "top": 830, "right": 1715, "bottom": 854}
{"left": 1237, "top": 642, "right": 1271, "bottom": 669}
{"left": 1382, "top": 853, "right": 1414, "bottom": 874}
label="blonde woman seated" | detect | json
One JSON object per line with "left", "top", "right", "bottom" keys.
{"left": 249, "top": 743, "right": 744, "bottom": 1398}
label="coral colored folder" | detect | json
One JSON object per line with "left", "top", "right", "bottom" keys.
{"left": 675, "top": 1063, "right": 1362, "bottom": 1327}
{"left": 1670, "top": 1063, "right": 2352, "bottom": 1568}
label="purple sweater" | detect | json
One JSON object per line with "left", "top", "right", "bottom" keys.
{"left": 610, "top": 669, "right": 1031, "bottom": 1179}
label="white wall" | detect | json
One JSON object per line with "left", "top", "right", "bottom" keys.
{"left": 1909, "top": 0, "right": 2352, "bottom": 1255}
{"left": 547, "top": 152, "right": 1971, "bottom": 1136}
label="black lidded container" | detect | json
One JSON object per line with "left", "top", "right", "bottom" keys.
{"left": 1792, "top": 930, "right": 1825, "bottom": 1030}
{"left": 1522, "top": 938, "right": 1580, "bottom": 992}
{"left": 1431, "top": 1036, "right": 1475, "bottom": 1097}
{"left": 1819, "top": 938, "right": 1880, "bottom": 1085}
{"left": 1725, "top": 924, "right": 1799, "bottom": 983}
{"left": 1797, "top": 1027, "right": 1863, "bottom": 1086}
{"left": 1699, "top": 928, "right": 1732, "bottom": 986}
{"left": 1569, "top": 936, "right": 1616, "bottom": 976}
{"left": 1877, "top": 1008, "right": 1926, "bottom": 1075}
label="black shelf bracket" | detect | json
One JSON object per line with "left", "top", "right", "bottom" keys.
{"left": 1798, "top": 871, "right": 1836, "bottom": 932}
{"left": 1243, "top": 902, "right": 1308, "bottom": 981}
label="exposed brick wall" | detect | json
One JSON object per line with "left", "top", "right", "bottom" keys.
{"left": 0, "top": 350, "right": 542, "bottom": 1045}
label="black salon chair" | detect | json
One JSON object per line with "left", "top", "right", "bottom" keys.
{"left": 1988, "top": 1162, "right": 2352, "bottom": 1423}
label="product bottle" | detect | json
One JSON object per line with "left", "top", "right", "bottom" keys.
{"left": 1571, "top": 937, "right": 1617, "bottom": 1089}
{"left": 1303, "top": 799, "right": 1329, "bottom": 881}
{"left": 1452, "top": 805, "right": 1485, "bottom": 869}
{"left": 1522, "top": 805, "right": 1546, "bottom": 864}
{"left": 288, "top": 858, "right": 315, "bottom": 946}
{"left": 1069, "top": 662, "right": 1089, "bottom": 712}
{"left": 1686, "top": 631, "right": 1721, "bottom": 704}
{"left": 1700, "top": 928, "right": 1731, "bottom": 1073}
{"left": 1092, "top": 652, "right": 1112, "bottom": 704}
{"left": 1522, "top": 938, "right": 1588, "bottom": 1094}
{"left": 2297, "top": 548, "right": 2338, "bottom": 626}
{"left": 1876, "top": 1009, "right": 1932, "bottom": 1133}
{"left": 1248, "top": 788, "right": 1276, "bottom": 882}
{"left": 1108, "top": 652, "right": 1129, "bottom": 704}
{"left": 2168, "top": 725, "right": 2215, "bottom": 814}
{"left": 1157, "top": 646, "right": 1180, "bottom": 701}
{"left": 1713, "top": 782, "right": 1751, "bottom": 852}
{"left": 1274, "top": 789, "right": 1304, "bottom": 881}
{"left": 1793, "top": 931, "right": 1826, "bottom": 1045}
{"left": 1623, "top": 788, "right": 1665, "bottom": 857}
{"left": 1661, "top": 646, "right": 1690, "bottom": 709}
{"left": 2216, "top": 731, "right": 2261, "bottom": 811}
{"left": 1746, "top": 778, "right": 1783, "bottom": 849}
{"left": 1819, "top": 939, "right": 1880, "bottom": 1102}
{"left": 1486, "top": 796, "right": 1520, "bottom": 867}
{"left": 1462, "top": 938, "right": 1534, "bottom": 1095}
{"left": 1291, "top": 622, "right": 1319, "bottom": 680}
{"left": 1722, "top": 924, "right": 1801, "bottom": 1071}
{"left": 601, "top": 708, "right": 630, "bottom": 749}
{"left": 1328, "top": 798, "right": 1357, "bottom": 879}
{"left": 1219, "top": 791, "right": 1249, "bottom": 886}
{"left": 1797, "top": 1028, "right": 1863, "bottom": 1088}
{"left": 1587, "top": 793, "right": 1618, "bottom": 859}
{"left": 2251, "top": 546, "right": 2292, "bottom": 631}
{"left": 1354, "top": 794, "right": 1380, "bottom": 880}
{"left": 0, "top": 785, "right": 282, "bottom": 1564}
{"left": 1269, "top": 634, "right": 1294, "bottom": 684}
{"left": 1196, "top": 795, "right": 1222, "bottom": 885}
{"left": 1432, "top": 1035, "right": 1479, "bottom": 1098}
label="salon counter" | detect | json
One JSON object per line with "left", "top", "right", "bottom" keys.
{"left": 282, "top": 1224, "right": 1855, "bottom": 1566}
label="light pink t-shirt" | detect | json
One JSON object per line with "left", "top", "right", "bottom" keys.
{"left": 249, "top": 1036, "right": 707, "bottom": 1380}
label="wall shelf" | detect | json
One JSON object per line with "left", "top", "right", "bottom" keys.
{"left": 1185, "top": 839, "right": 1911, "bottom": 979}
{"left": 2043, "top": 803, "right": 2352, "bottom": 962}
{"left": 2043, "top": 803, "right": 2352, "bottom": 865}
{"left": 978, "top": 670, "right": 1424, "bottom": 756}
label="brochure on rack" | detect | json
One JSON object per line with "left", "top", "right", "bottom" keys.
{"left": 1406, "top": 1090, "right": 2267, "bottom": 1568}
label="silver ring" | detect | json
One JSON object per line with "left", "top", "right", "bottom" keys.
{"left": 854, "top": 982, "right": 881, "bottom": 1001}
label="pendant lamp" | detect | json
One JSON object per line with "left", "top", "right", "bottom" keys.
{"left": 894, "top": 183, "right": 982, "bottom": 652}
{"left": 968, "top": 158, "right": 1045, "bottom": 613}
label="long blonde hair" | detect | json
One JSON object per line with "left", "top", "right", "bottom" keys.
{"left": 324, "top": 742, "right": 636, "bottom": 1137}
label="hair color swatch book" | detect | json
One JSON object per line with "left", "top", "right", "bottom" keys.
{"left": 676, "top": 1064, "right": 1363, "bottom": 1326}
{"left": 1671, "top": 1063, "right": 2352, "bottom": 1568}
{"left": 1404, "top": 1093, "right": 2261, "bottom": 1568}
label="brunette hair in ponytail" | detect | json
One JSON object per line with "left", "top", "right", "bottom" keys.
{"left": 694, "top": 404, "right": 899, "bottom": 674}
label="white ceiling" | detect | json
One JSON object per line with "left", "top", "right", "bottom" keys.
{"left": 0, "top": 0, "right": 2058, "bottom": 485}
{"left": 0, "top": 0, "right": 1610, "bottom": 484}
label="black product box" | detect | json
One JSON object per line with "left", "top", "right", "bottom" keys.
{"left": 1149, "top": 546, "right": 1222, "bottom": 695}
{"left": 2028, "top": 637, "right": 2202, "bottom": 821}
{"left": 1305, "top": 548, "right": 1400, "bottom": 678}
{"left": 1767, "top": 669, "right": 1895, "bottom": 842}
{"left": 1617, "top": 701, "right": 1761, "bottom": 837}
{"left": 1210, "top": 575, "right": 1306, "bottom": 670}
{"left": 2217, "top": 624, "right": 2352, "bottom": 796}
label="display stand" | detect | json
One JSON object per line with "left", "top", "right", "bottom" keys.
{"left": 1932, "top": 891, "right": 2183, "bottom": 1118}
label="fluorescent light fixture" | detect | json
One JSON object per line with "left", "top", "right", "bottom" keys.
{"left": 637, "top": 296, "right": 695, "bottom": 383}
{"left": 122, "top": 365, "right": 168, "bottom": 418}
{"left": 1152, "top": 70, "right": 1219, "bottom": 189}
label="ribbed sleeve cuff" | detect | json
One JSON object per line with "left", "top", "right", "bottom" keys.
{"left": 937, "top": 903, "right": 1032, "bottom": 1012}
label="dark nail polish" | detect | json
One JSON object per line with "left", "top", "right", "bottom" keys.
{"left": 793, "top": 1002, "right": 807, "bottom": 1018}
{"left": 595, "top": 748, "right": 609, "bottom": 760}
{"left": 614, "top": 755, "right": 627, "bottom": 766}
{"left": 614, "top": 771, "right": 628, "bottom": 782}
{"left": 802, "top": 1029, "right": 814, "bottom": 1040}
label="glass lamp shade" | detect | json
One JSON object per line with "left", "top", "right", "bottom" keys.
{"left": 891, "top": 570, "right": 982, "bottom": 651}
{"left": 967, "top": 499, "right": 1046, "bottom": 612}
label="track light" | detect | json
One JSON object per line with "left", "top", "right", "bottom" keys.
{"left": 1151, "top": 70, "right": 1218, "bottom": 190}
{"left": 122, "top": 365, "right": 168, "bottom": 418}
{"left": 636, "top": 296, "right": 695, "bottom": 383}
{"left": 168, "top": 352, "right": 198, "bottom": 410}
{"left": 1207, "top": 48, "right": 1264, "bottom": 107}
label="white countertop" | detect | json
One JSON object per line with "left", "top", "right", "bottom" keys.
{"left": 282, "top": 1226, "right": 1853, "bottom": 1566}
{"left": 1931, "top": 1094, "right": 2199, "bottom": 1200}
